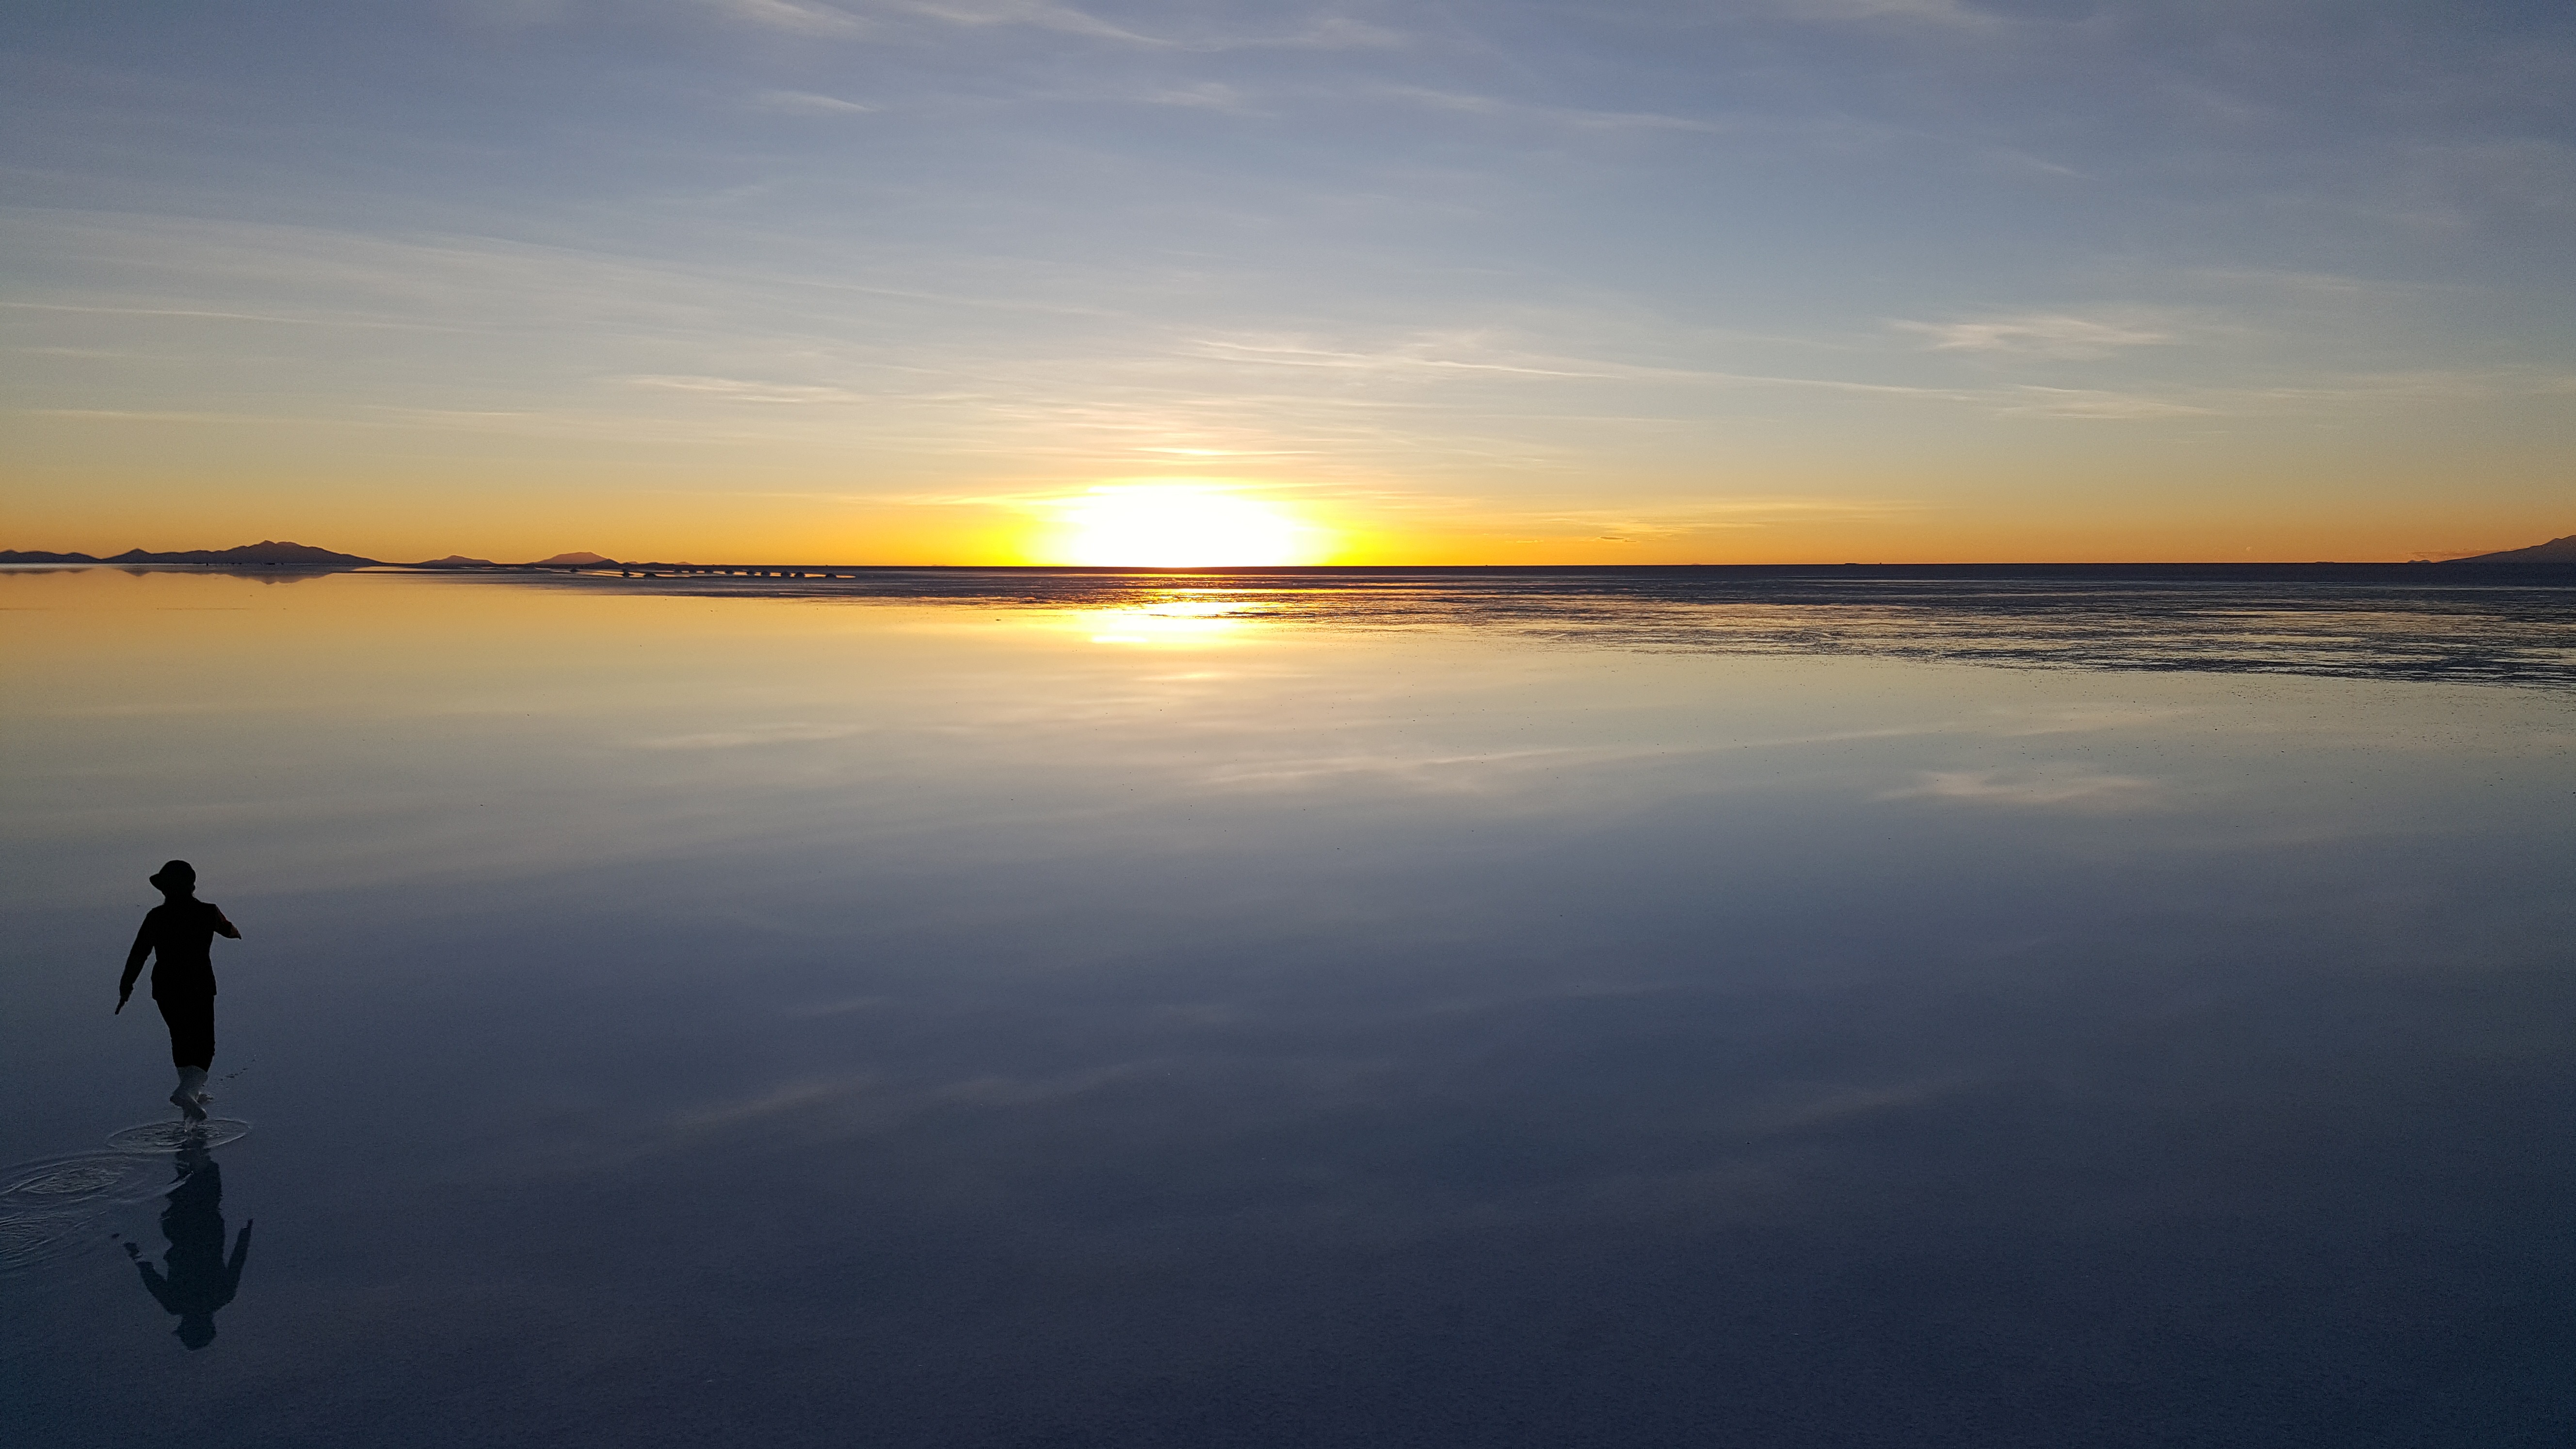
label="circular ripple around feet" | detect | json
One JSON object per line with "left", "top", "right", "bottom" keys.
{"left": 0, "top": 1152, "right": 169, "bottom": 1210}
{"left": 104, "top": 1119, "right": 251, "bottom": 1154}
{"left": 0, "top": 1151, "right": 179, "bottom": 1274}
{"left": 0, "top": 1210, "right": 103, "bottom": 1272}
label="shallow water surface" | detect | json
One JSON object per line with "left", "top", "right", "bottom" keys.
{"left": 2, "top": 566, "right": 2572, "bottom": 1448}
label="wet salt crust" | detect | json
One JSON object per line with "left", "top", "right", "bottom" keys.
{"left": 529, "top": 562, "right": 2576, "bottom": 691}
{"left": 0, "top": 565, "right": 2571, "bottom": 1449}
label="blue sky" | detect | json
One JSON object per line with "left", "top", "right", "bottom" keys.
{"left": 4, "top": 1, "right": 2571, "bottom": 560}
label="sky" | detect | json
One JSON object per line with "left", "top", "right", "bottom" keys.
{"left": 2, "top": 0, "right": 2571, "bottom": 564}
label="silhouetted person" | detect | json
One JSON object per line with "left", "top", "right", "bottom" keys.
{"left": 125, "top": 1141, "right": 252, "bottom": 1350}
{"left": 117, "top": 860, "right": 240, "bottom": 1119}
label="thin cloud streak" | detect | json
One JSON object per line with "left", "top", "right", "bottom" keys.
{"left": 1896, "top": 313, "right": 2176, "bottom": 359}
{"left": 753, "top": 89, "right": 883, "bottom": 115}
{"left": 699, "top": 0, "right": 873, "bottom": 38}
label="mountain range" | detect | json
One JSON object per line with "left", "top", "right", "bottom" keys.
{"left": 0, "top": 539, "right": 380, "bottom": 567}
{"left": 0, "top": 541, "right": 618, "bottom": 568}
{"left": 2451, "top": 533, "right": 2576, "bottom": 563}
{"left": 407, "top": 550, "right": 613, "bottom": 567}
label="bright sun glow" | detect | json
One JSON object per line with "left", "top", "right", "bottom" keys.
{"left": 1051, "top": 485, "right": 1327, "bottom": 567}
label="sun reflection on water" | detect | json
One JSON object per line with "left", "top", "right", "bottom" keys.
{"left": 1078, "top": 596, "right": 1267, "bottom": 646}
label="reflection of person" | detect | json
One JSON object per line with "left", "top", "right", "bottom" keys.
{"left": 116, "top": 860, "right": 241, "bottom": 1119}
{"left": 126, "top": 1143, "right": 252, "bottom": 1350}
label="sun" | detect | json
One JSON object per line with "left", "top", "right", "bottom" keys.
{"left": 1048, "top": 485, "right": 1328, "bottom": 567}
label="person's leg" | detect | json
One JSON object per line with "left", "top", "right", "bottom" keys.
{"left": 156, "top": 997, "right": 214, "bottom": 1118}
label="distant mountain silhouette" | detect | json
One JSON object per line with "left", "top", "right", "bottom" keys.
{"left": 2452, "top": 533, "right": 2576, "bottom": 563}
{"left": 82, "top": 540, "right": 382, "bottom": 567}
{"left": 0, "top": 543, "right": 631, "bottom": 568}
{"left": 2, "top": 541, "right": 377, "bottom": 566}
{"left": 398, "top": 551, "right": 620, "bottom": 568}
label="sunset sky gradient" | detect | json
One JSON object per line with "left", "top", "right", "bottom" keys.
{"left": 4, "top": 0, "right": 2571, "bottom": 563}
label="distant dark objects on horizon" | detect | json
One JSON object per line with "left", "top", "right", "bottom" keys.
{"left": 1, "top": 535, "right": 2572, "bottom": 570}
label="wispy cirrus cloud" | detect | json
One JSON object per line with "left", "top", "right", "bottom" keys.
{"left": 1179, "top": 329, "right": 2229, "bottom": 424}
{"left": 1519, "top": 495, "right": 1926, "bottom": 540}
{"left": 753, "top": 89, "right": 881, "bottom": 115}
{"left": 710, "top": 0, "right": 1397, "bottom": 50}
{"left": 1187, "top": 332, "right": 1605, "bottom": 379}
{"left": 1996, "top": 386, "right": 2212, "bottom": 419}
{"left": 1242, "top": 15, "right": 1405, "bottom": 50}
{"left": 889, "top": 0, "right": 1162, "bottom": 45}
{"left": 627, "top": 374, "right": 868, "bottom": 404}
{"left": 873, "top": 2, "right": 1401, "bottom": 49}
{"left": 1895, "top": 312, "right": 2176, "bottom": 359}
{"left": 1771, "top": 0, "right": 1993, "bottom": 25}
{"left": 1377, "top": 85, "right": 1721, "bottom": 134}
{"left": 0, "top": 301, "right": 459, "bottom": 332}
{"left": 630, "top": 722, "right": 872, "bottom": 749}
{"left": 1130, "top": 81, "right": 1256, "bottom": 110}
{"left": 700, "top": 0, "right": 871, "bottom": 38}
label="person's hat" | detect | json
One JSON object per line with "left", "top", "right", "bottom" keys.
{"left": 148, "top": 859, "right": 196, "bottom": 892}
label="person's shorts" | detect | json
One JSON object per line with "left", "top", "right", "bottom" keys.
{"left": 156, "top": 994, "right": 215, "bottom": 1068}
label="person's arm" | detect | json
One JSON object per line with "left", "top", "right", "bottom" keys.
{"left": 216, "top": 1221, "right": 253, "bottom": 1307}
{"left": 117, "top": 917, "right": 154, "bottom": 1014}
{"left": 136, "top": 1260, "right": 182, "bottom": 1314}
{"left": 212, "top": 906, "right": 241, "bottom": 940}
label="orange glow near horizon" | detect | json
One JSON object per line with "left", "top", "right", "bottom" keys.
{"left": 7, "top": 454, "right": 2564, "bottom": 567}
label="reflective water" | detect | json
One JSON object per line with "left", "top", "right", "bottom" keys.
{"left": 3, "top": 565, "right": 2572, "bottom": 1447}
